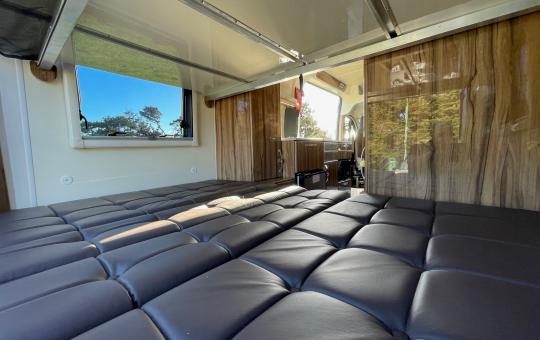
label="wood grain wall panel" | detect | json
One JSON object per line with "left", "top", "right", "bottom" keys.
{"left": 215, "top": 84, "right": 280, "bottom": 182}
{"left": 251, "top": 85, "right": 280, "bottom": 181}
{"left": 281, "top": 140, "right": 296, "bottom": 179}
{"left": 296, "top": 141, "right": 324, "bottom": 172}
{"left": 234, "top": 94, "right": 254, "bottom": 181}
{"left": 215, "top": 93, "right": 253, "bottom": 181}
{"left": 366, "top": 12, "right": 540, "bottom": 211}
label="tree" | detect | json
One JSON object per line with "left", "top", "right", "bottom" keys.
{"left": 83, "top": 106, "right": 170, "bottom": 137}
{"left": 298, "top": 102, "right": 328, "bottom": 138}
{"left": 169, "top": 118, "right": 183, "bottom": 136}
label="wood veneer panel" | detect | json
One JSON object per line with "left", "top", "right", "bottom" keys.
{"left": 215, "top": 84, "right": 280, "bottom": 181}
{"left": 251, "top": 85, "right": 280, "bottom": 181}
{"left": 215, "top": 93, "right": 253, "bottom": 181}
{"left": 281, "top": 140, "right": 296, "bottom": 179}
{"left": 366, "top": 12, "right": 540, "bottom": 211}
{"left": 296, "top": 141, "right": 324, "bottom": 172}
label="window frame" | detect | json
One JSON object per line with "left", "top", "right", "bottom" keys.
{"left": 61, "top": 37, "right": 199, "bottom": 149}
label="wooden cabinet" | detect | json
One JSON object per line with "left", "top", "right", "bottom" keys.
{"left": 282, "top": 140, "right": 353, "bottom": 180}
{"left": 282, "top": 140, "right": 325, "bottom": 179}
{"left": 296, "top": 141, "right": 324, "bottom": 172}
{"left": 216, "top": 84, "right": 281, "bottom": 181}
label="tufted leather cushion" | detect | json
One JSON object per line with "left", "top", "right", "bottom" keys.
{"left": 0, "top": 206, "right": 55, "bottom": 223}
{"left": 242, "top": 229, "right": 336, "bottom": 289}
{"left": 233, "top": 291, "right": 395, "bottom": 340}
{"left": 90, "top": 220, "right": 180, "bottom": 252}
{"left": 0, "top": 224, "right": 76, "bottom": 248}
{"left": 0, "top": 231, "right": 83, "bottom": 255}
{"left": 0, "top": 216, "right": 66, "bottom": 233}
{"left": 98, "top": 232, "right": 197, "bottom": 277}
{"left": 49, "top": 198, "right": 113, "bottom": 216}
{"left": 0, "top": 185, "right": 538, "bottom": 339}
{"left": 348, "top": 224, "right": 428, "bottom": 267}
{"left": 370, "top": 208, "right": 433, "bottom": 235}
{"left": 143, "top": 260, "right": 289, "bottom": 339}
{"left": 325, "top": 200, "right": 379, "bottom": 223}
{"left": 433, "top": 214, "right": 540, "bottom": 247}
{"left": 73, "top": 309, "right": 165, "bottom": 340}
{"left": 426, "top": 234, "right": 540, "bottom": 285}
{"left": 303, "top": 248, "right": 422, "bottom": 331}
{"left": 0, "top": 258, "right": 107, "bottom": 311}
{"left": 118, "top": 242, "right": 229, "bottom": 305}
{"left": 407, "top": 270, "right": 540, "bottom": 339}
{"left": 0, "top": 280, "right": 132, "bottom": 340}
{"left": 0, "top": 241, "right": 99, "bottom": 284}
{"left": 293, "top": 212, "right": 363, "bottom": 248}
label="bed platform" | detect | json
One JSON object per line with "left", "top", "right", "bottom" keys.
{"left": 0, "top": 181, "right": 538, "bottom": 339}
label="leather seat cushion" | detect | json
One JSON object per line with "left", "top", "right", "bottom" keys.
{"left": 234, "top": 291, "right": 395, "bottom": 340}
{"left": 0, "top": 280, "right": 132, "bottom": 340}
{"left": 143, "top": 260, "right": 289, "bottom": 340}
{"left": 73, "top": 309, "right": 165, "bottom": 340}
{"left": 347, "top": 224, "right": 428, "bottom": 267}
{"left": 303, "top": 248, "right": 421, "bottom": 331}
{"left": 407, "top": 270, "right": 540, "bottom": 340}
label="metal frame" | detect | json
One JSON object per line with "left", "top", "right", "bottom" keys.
{"left": 177, "top": 0, "right": 304, "bottom": 63}
{"left": 206, "top": 0, "right": 540, "bottom": 100}
{"left": 74, "top": 25, "right": 249, "bottom": 83}
{"left": 365, "top": 0, "right": 401, "bottom": 39}
{"left": 37, "top": 0, "right": 88, "bottom": 69}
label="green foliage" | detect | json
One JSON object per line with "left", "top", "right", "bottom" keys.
{"left": 83, "top": 106, "right": 182, "bottom": 137}
{"left": 367, "top": 90, "right": 461, "bottom": 170}
{"left": 298, "top": 102, "right": 329, "bottom": 139}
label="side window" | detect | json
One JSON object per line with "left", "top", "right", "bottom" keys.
{"left": 299, "top": 83, "right": 341, "bottom": 139}
{"left": 73, "top": 31, "right": 193, "bottom": 141}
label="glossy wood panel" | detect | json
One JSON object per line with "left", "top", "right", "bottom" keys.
{"left": 251, "top": 85, "right": 281, "bottom": 181}
{"left": 216, "top": 92, "right": 253, "bottom": 181}
{"left": 296, "top": 141, "right": 324, "bottom": 172}
{"left": 281, "top": 140, "right": 297, "bottom": 179}
{"left": 366, "top": 12, "right": 540, "bottom": 211}
{"left": 215, "top": 84, "right": 281, "bottom": 181}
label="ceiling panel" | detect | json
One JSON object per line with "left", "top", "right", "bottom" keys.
{"left": 211, "top": 0, "right": 380, "bottom": 55}
{"left": 389, "top": 0, "right": 507, "bottom": 30}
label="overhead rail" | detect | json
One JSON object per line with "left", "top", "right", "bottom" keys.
{"left": 74, "top": 25, "right": 249, "bottom": 83}
{"left": 206, "top": 0, "right": 540, "bottom": 100}
{"left": 365, "top": 0, "right": 401, "bottom": 39}
{"left": 37, "top": 0, "right": 88, "bottom": 69}
{"left": 177, "top": 0, "right": 305, "bottom": 64}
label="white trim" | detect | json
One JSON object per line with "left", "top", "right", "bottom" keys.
{"left": 38, "top": 0, "right": 88, "bottom": 69}
{"left": 0, "top": 57, "right": 37, "bottom": 208}
{"left": 61, "top": 39, "right": 199, "bottom": 149}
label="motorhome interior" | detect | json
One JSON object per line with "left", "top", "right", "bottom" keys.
{"left": 0, "top": 0, "right": 539, "bottom": 339}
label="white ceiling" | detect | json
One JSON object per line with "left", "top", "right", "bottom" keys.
{"left": 77, "top": 0, "right": 510, "bottom": 95}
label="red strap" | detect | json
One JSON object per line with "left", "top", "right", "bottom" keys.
{"left": 295, "top": 87, "right": 303, "bottom": 113}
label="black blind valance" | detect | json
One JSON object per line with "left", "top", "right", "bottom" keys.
{"left": 0, "top": 0, "right": 60, "bottom": 60}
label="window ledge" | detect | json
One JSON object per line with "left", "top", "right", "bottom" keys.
{"left": 72, "top": 137, "right": 198, "bottom": 149}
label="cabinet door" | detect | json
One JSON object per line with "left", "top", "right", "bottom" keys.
{"left": 215, "top": 93, "right": 253, "bottom": 181}
{"left": 251, "top": 85, "right": 281, "bottom": 181}
{"left": 296, "top": 141, "right": 324, "bottom": 172}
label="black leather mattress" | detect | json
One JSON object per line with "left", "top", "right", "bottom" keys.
{"left": 0, "top": 180, "right": 538, "bottom": 339}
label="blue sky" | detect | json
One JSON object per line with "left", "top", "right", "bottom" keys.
{"left": 76, "top": 66, "right": 182, "bottom": 134}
